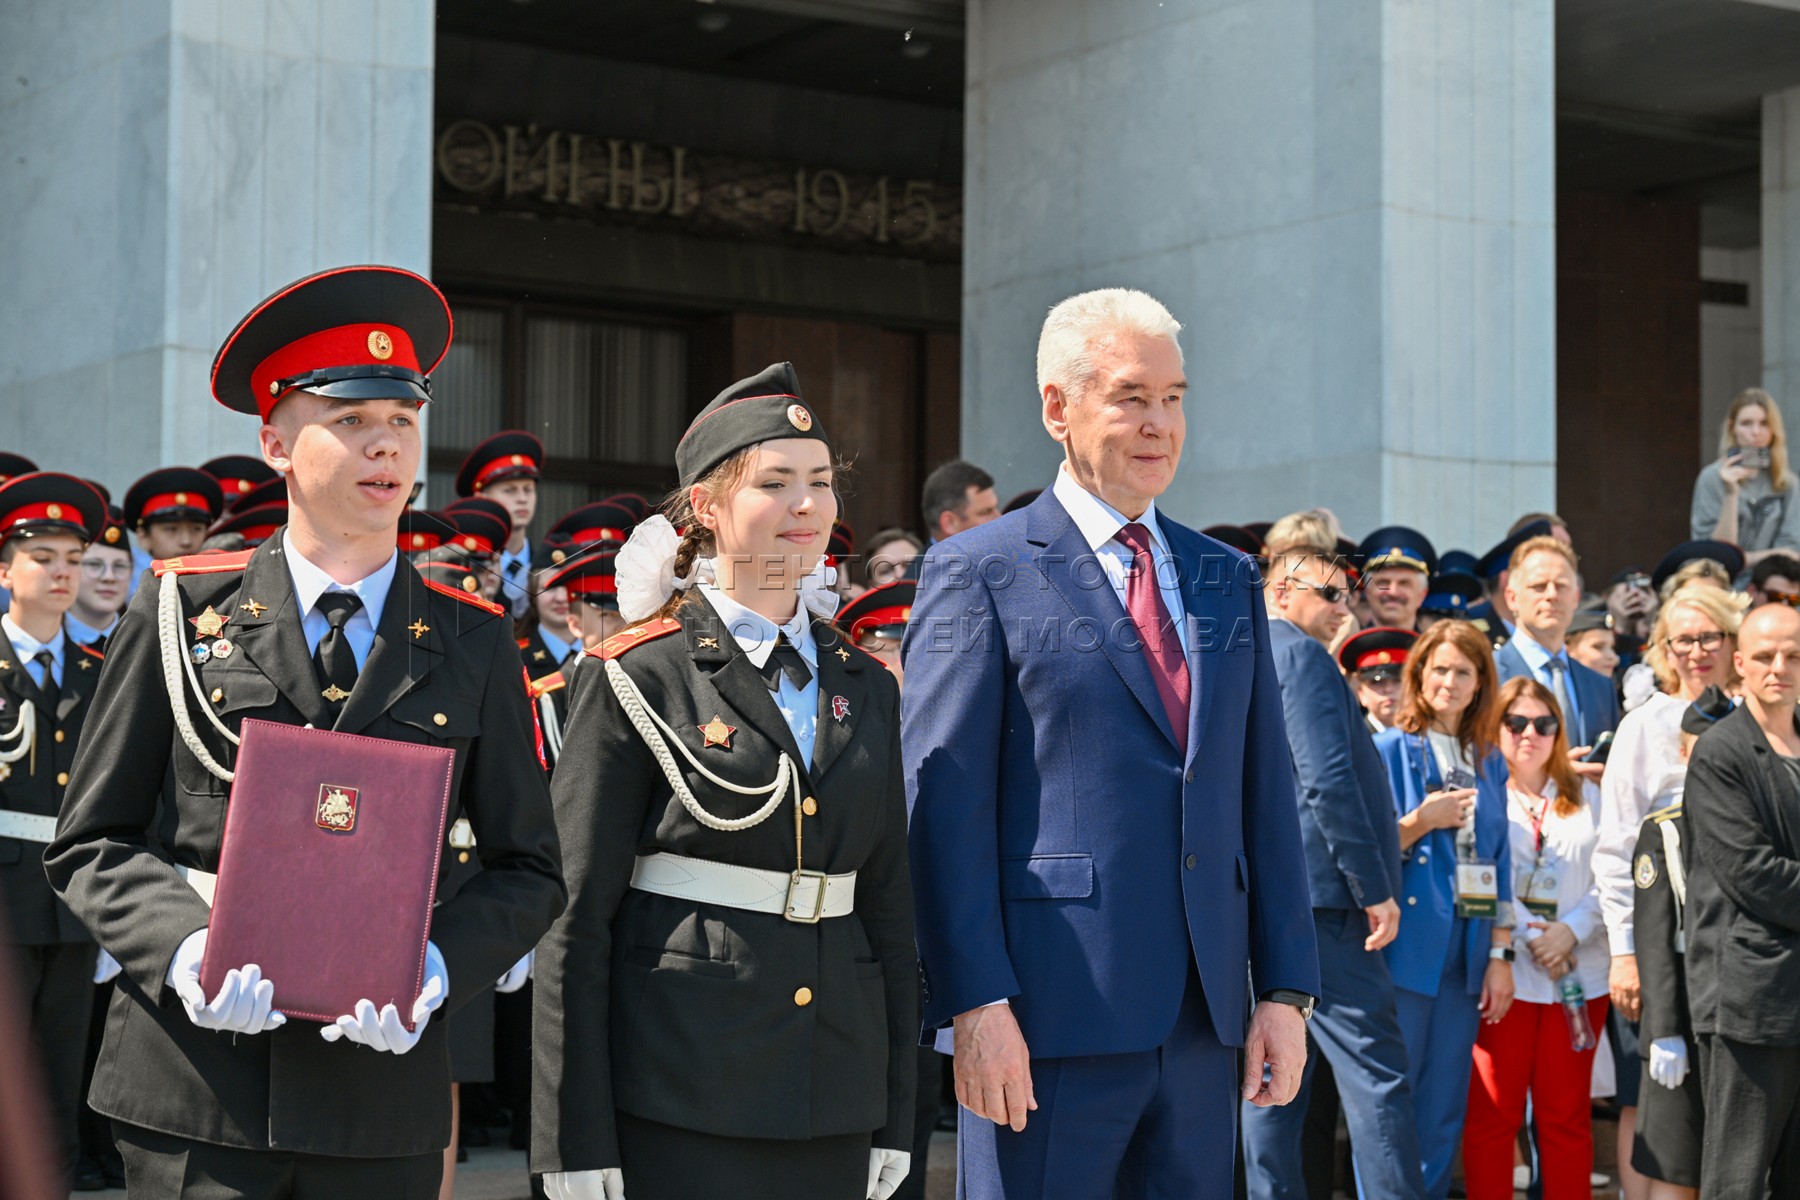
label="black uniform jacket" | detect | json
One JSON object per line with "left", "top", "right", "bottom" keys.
{"left": 45, "top": 532, "right": 565, "bottom": 1157}
{"left": 1683, "top": 704, "right": 1800, "bottom": 1045}
{"left": 1632, "top": 804, "right": 1691, "bottom": 1049}
{"left": 520, "top": 627, "right": 572, "bottom": 771}
{"left": 0, "top": 638, "right": 103, "bottom": 945}
{"left": 533, "top": 592, "right": 916, "bottom": 1173}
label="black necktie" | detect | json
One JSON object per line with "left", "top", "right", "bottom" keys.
{"left": 314, "top": 593, "right": 364, "bottom": 701}
{"left": 32, "top": 650, "right": 58, "bottom": 712}
{"left": 758, "top": 633, "right": 813, "bottom": 693}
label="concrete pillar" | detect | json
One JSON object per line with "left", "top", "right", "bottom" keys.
{"left": 0, "top": 0, "right": 434, "bottom": 486}
{"left": 1766, "top": 86, "right": 1800, "bottom": 416}
{"left": 962, "top": 0, "right": 1557, "bottom": 552}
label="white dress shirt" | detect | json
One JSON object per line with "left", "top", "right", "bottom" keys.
{"left": 283, "top": 543, "right": 399, "bottom": 671}
{"left": 1593, "top": 690, "right": 1689, "bottom": 955}
{"left": 3, "top": 614, "right": 64, "bottom": 688}
{"left": 699, "top": 580, "right": 819, "bottom": 769}
{"left": 1505, "top": 780, "right": 1608, "bottom": 1003}
{"left": 1050, "top": 465, "right": 1189, "bottom": 652}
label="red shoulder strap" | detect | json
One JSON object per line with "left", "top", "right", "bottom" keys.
{"left": 152, "top": 550, "right": 254, "bottom": 577}
{"left": 424, "top": 577, "right": 505, "bottom": 615}
{"left": 597, "top": 617, "right": 681, "bottom": 661}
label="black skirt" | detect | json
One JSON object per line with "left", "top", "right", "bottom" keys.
{"left": 447, "top": 987, "right": 496, "bottom": 1083}
{"left": 1631, "top": 1063, "right": 1704, "bottom": 1186}
{"left": 617, "top": 1110, "right": 870, "bottom": 1199}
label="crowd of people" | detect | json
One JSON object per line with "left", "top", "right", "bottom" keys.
{"left": 0, "top": 267, "right": 1797, "bottom": 1200}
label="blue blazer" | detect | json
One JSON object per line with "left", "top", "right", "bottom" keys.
{"left": 902, "top": 489, "right": 1318, "bottom": 1058}
{"left": 1372, "top": 729, "right": 1511, "bottom": 997}
{"left": 1269, "top": 619, "right": 1403, "bottom": 913}
{"left": 1493, "top": 638, "right": 1619, "bottom": 748}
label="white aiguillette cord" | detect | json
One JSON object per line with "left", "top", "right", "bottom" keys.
{"left": 538, "top": 689, "right": 565, "bottom": 763}
{"left": 604, "top": 657, "right": 797, "bottom": 833}
{"left": 0, "top": 696, "right": 35, "bottom": 767}
{"left": 158, "top": 574, "right": 238, "bottom": 783}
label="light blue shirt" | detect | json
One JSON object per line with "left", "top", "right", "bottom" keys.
{"left": 1509, "top": 627, "right": 1582, "bottom": 734}
{"left": 699, "top": 580, "right": 819, "bottom": 769}
{"left": 497, "top": 538, "right": 532, "bottom": 616}
{"left": 284, "top": 543, "right": 399, "bottom": 671}
{"left": 1050, "top": 465, "right": 1190, "bottom": 652}
{"left": 3, "top": 614, "right": 64, "bottom": 688}
{"left": 536, "top": 625, "right": 573, "bottom": 665}
{"left": 62, "top": 613, "right": 116, "bottom": 647}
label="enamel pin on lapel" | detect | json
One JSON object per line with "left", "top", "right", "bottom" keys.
{"left": 831, "top": 695, "right": 850, "bottom": 722}
{"left": 698, "top": 715, "right": 736, "bottom": 748}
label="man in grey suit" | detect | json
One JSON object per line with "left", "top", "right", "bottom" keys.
{"left": 1494, "top": 537, "right": 1619, "bottom": 769}
{"left": 1241, "top": 543, "right": 1425, "bottom": 1200}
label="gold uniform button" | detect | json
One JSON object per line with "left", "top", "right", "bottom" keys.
{"left": 54, "top": 730, "right": 65, "bottom": 743}
{"left": 56, "top": 772, "right": 69, "bottom": 786}
{"left": 793, "top": 987, "right": 813, "bottom": 1007}
{"left": 802, "top": 797, "right": 818, "bottom": 817}
{"left": 458, "top": 851, "right": 470, "bottom": 864}
{"left": 211, "top": 688, "right": 224, "bottom": 704}
{"left": 433, "top": 713, "right": 448, "bottom": 726}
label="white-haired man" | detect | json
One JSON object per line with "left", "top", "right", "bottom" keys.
{"left": 904, "top": 288, "right": 1319, "bottom": 1197}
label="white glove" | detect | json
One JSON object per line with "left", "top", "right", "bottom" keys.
{"left": 319, "top": 941, "right": 447, "bottom": 1055}
{"left": 1648, "top": 1036, "right": 1690, "bottom": 1089}
{"left": 496, "top": 949, "right": 533, "bottom": 994}
{"left": 867, "top": 1149, "right": 911, "bottom": 1200}
{"left": 543, "top": 1168, "right": 625, "bottom": 1200}
{"left": 165, "top": 929, "right": 286, "bottom": 1034}
{"left": 93, "top": 948, "right": 122, "bottom": 984}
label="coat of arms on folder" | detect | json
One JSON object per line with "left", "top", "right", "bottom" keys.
{"left": 316, "top": 785, "right": 358, "bottom": 832}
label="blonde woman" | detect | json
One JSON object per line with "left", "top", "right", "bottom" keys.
{"left": 1691, "top": 387, "right": 1800, "bottom": 563}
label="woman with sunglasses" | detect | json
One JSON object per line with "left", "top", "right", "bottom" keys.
{"left": 1591, "top": 582, "right": 1745, "bottom": 1198}
{"left": 1461, "top": 678, "right": 1608, "bottom": 1199}
{"left": 1373, "top": 619, "right": 1514, "bottom": 1199}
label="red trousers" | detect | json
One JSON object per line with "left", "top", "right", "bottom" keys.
{"left": 1463, "top": 995, "right": 1610, "bottom": 1200}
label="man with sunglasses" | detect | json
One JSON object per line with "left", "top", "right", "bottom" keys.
{"left": 1245, "top": 545, "right": 1425, "bottom": 1200}
{"left": 1747, "top": 553, "right": 1800, "bottom": 609}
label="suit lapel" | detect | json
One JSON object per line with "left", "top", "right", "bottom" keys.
{"left": 225, "top": 533, "right": 335, "bottom": 728}
{"left": 1171, "top": 525, "right": 1218, "bottom": 761}
{"left": 336, "top": 560, "right": 441, "bottom": 735}
{"left": 686, "top": 595, "right": 811, "bottom": 771}
{"left": 809, "top": 621, "right": 867, "bottom": 782}
{"left": 1028, "top": 496, "right": 1177, "bottom": 749}
{"left": 59, "top": 644, "right": 101, "bottom": 723}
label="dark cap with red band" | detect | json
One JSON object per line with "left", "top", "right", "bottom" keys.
{"left": 0, "top": 472, "right": 108, "bottom": 547}
{"left": 124, "top": 468, "right": 224, "bottom": 530}
{"left": 544, "top": 551, "right": 617, "bottom": 610}
{"left": 838, "top": 579, "right": 916, "bottom": 642}
{"left": 0, "top": 453, "right": 40, "bottom": 486}
{"left": 442, "top": 498, "right": 511, "bottom": 557}
{"left": 208, "top": 501, "right": 287, "bottom": 548}
{"left": 1336, "top": 626, "right": 1418, "bottom": 678}
{"left": 398, "top": 508, "right": 459, "bottom": 554}
{"left": 211, "top": 265, "right": 452, "bottom": 419}
{"left": 456, "top": 431, "right": 544, "bottom": 497}
{"left": 676, "top": 362, "right": 830, "bottom": 488}
{"left": 201, "top": 455, "right": 280, "bottom": 507}
{"left": 549, "top": 500, "right": 634, "bottom": 555}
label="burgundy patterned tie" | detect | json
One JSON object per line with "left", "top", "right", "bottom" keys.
{"left": 1115, "top": 522, "right": 1190, "bottom": 755}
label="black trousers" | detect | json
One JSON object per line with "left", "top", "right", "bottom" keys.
{"left": 116, "top": 1123, "right": 442, "bottom": 1200}
{"left": 1698, "top": 1035, "right": 1800, "bottom": 1197}
{"left": 12, "top": 940, "right": 95, "bottom": 1175}
{"left": 616, "top": 1110, "right": 869, "bottom": 1200}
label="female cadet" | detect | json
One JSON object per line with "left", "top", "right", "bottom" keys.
{"left": 533, "top": 363, "right": 917, "bottom": 1200}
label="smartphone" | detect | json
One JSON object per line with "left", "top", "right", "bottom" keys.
{"left": 1736, "top": 446, "right": 1772, "bottom": 471}
{"left": 1444, "top": 767, "right": 1478, "bottom": 791}
{"left": 1583, "top": 732, "right": 1615, "bottom": 765}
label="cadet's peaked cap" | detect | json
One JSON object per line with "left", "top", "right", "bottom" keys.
{"left": 0, "top": 472, "right": 108, "bottom": 546}
{"left": 839, "top": 579, "right": 917, "bottom": 641}
{"left": 212, "top": 265, "right": 453, "bottom": 419}
{"left": 1680, "top": 685, "right": 1735, "bottom": 736}
{"left": 1337, "top": 625, "right": 1418, "bottom": 676}
{"left": 456, "top": 430, "right": 545, "bottom": 497}
{"left": 676, "top": 362, "right": 830, "bottom": 488}
{"left": 124, "top": 468, "right": 225, "bottom": 529}
{"left": 1420, "top": 572, "right": 1485, "bottom": 616}
{"left": 397, "top": 508, "right": 459, "bottom": 554}
{"left": 550, "top": 501, "right": 634, "bottom": 553}
{"left": 201, "top": 455, "right": 280, "bottom": 506}
{"left": 1651, "top": 539, "right": 1746, "bottom": 594}
{"left": 442, "top": 497, "right": 511, "bottom": 556}
{"left": 208, "top": 501, "right": 287, "bottom": 548}
{"left": 1475, "top": 520, "right": 1553, "bottom": 580}
{"left": 96, "top": 504, "right": 131, "bottom": 551}
{"left": 0, "top": 452, "right": 40, "bottom": 485}
{"left": 545, "top": 550, "right": 618, "bottom": 610}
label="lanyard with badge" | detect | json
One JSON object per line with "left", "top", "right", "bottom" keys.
{"left": 1517, "top": 795, "right": 1560, "bottom": 920}
{"left": 1426, "top": 735, "right": 1499, "bottom": 919}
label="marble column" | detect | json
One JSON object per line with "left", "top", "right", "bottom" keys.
{"left": 0, "top": 0, "right": 434, "bottom": 487}
{"left": 961, "top": 0, "right": 1557, "bottom": 552}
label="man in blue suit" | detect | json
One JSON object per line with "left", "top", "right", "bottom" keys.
{"left": 1241, "top": 549, "right": 1426, "bottom": 1199}
{"left": 903, "top": 288, "right": 1319, "bottom": 1199}
{"left": 1493, "top": 537, "right": 1619, "bottom": 759}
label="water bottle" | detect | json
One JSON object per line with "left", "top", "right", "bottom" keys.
{"left": 1558, "top": 974, "right": 1596, "bottom": 1052}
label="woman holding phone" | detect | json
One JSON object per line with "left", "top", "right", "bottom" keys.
{"left": 1690, "top": 387, "right": 1800, "bottom": 563}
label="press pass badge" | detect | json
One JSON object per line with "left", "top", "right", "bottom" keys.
{"left": 1455, "top": 861, "right": 1500, "bottom": 919}
{"left": 1521, "top": 865, "right": 1560, "bottom": 920}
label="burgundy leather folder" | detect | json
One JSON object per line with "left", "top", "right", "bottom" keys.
{"left": 200, "top": 719, "right": 455, "bottom": 1028}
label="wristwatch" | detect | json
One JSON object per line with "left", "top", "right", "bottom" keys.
{"left": 1261, "top": 989, "right": 1318, "bottom": 1020}
{"left": 1488, "top": 946, "right": 1516, "bottom": 963}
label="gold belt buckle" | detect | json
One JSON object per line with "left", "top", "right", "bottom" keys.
{"left": 784, "top": 869, "right": 830, "bottom": 923}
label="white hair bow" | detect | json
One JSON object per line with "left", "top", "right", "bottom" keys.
{"left": 614, "top": 516, "right": 701, "bottom": 624}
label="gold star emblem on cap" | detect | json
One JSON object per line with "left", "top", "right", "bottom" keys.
{"left": 239, "top": 599, "right": 267, "bottom": 618}
{"left": 103, "top": 526, "right": 120, "bottom": 544}
{"left": 409, "top": 619, "right": 430, "bottom": 639}
{"left": 786, "top": 404, "right": 813, "bottom": 431}
{"left": 698, "top": 715, "right": 736, "bottom": 748}
{"left": 322, "top": 684, "right": 351, "bottom": 702}
{"left": 368, "top": 329, "right": 394, "bottom": 360}
{"left": 511, "top": 454, "right": 525, "bottom": 466}
{"left": 190, "top": 606, "right": 229, "bottom": 639}
{"left": 45, "top": 503, "right": 62, "bottom": 520}
{"left": 410, "top": 533, "right": 427, "bottom": 549}
{"left": 551, "top": 549, "right": 566, "bottom": 564}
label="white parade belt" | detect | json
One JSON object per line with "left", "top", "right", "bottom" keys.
{"left": 0, "top": 810, "right": 58, "bottom": 844}
{"left": 176, "top": 864, "right": 217, "bottom": 906}
{"left": 629, "top": 851, "right": 856, "bottom": 923}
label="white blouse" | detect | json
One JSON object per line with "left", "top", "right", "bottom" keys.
{"left": 1593, "top": 691, "right": 1688, "bottom": 955}
{"left": 1505, "top": 780, "right": 1608, "bottom": 1005}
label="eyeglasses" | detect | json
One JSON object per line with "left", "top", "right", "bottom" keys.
{"left": 79, "top": 560, "right": 130, "bottom": 578}
{"left": 1290, "top": 579, "right": 1348, "bottom": 605}
{"left": 1665, "top": 631, "right": 1727, "bottom": 654}
{"left": 1501, "top": 714, "right": 1559, "bottom": 737}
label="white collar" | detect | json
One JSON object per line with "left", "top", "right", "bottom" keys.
{"left": 1052, "top": 463, "right": 1171, "bottom": 555}
{"left": 63, "top": 612, "right": 117, "bottom": 644}
{"left": 699, "top": 581, "right": 817, "bottom": 670}
{"left": 2, "top": 613, "right": 64, "bottom": 664}
{"left": 283, "top": 539, "right": 400, "bottom": 628}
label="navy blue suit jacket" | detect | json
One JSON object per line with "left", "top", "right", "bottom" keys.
{"left": 1269, "top": 618, "right": 1403, "bottom": 913}
{"left": 1493, "top": 637, "right": 1620, "bottom": 747}
{"left": 901, "top": 489, "right": 1319, "bottom": 1057}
